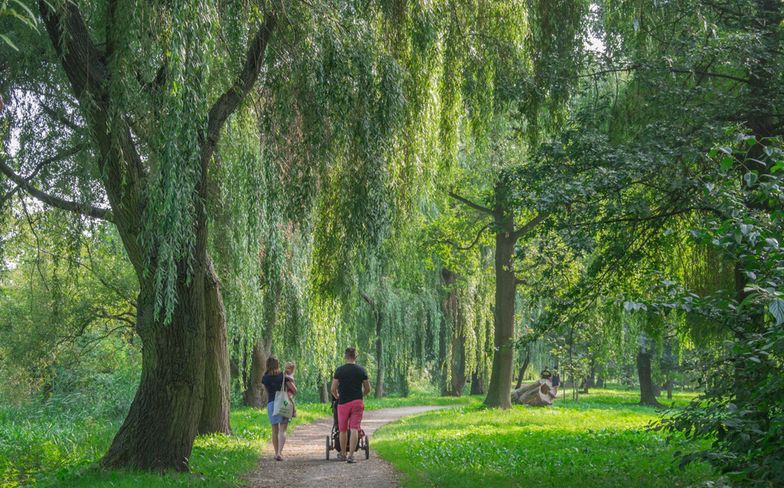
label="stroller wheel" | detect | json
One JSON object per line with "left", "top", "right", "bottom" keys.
{"left": 364, "top": 435, "right": 370, "bottom": 459}
{"left": 326, "top": 435, "right": 331, "bottom": 460}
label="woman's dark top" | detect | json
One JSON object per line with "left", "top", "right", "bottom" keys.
{"left": 261, "top": 373, "right": 285, "bottom": 404}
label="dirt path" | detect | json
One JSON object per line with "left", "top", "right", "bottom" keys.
{"left": 244, "top": 406, "right": 443, "bottom": 488}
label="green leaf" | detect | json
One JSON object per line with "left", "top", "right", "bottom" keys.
{"left": 0, "top": 33, "right": 18, "bottom": 51}
{"left": 720, "top": 156, "right": 734, "bottom": 171}
{"left": 770, "top": 299, "right": 784, "bottom": 325}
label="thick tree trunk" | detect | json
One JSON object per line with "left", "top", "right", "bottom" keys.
{"left": 102, "top": 258, "right": 207, "bottom": 471}
{"left": 484, "top": 214, "right": 516, "bottom": 409}
{"left": 199, "top": 259, "right": 231, "bottom": 435}
{"left": 637, "top": 345, "right": 661, "bottom": 407}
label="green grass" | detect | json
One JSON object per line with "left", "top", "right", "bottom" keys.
{"left": 0, "top": 403, "right": 328, "bottom": 488}
{"left": 0, "top": 394, "right": 471, "bottom": 487}
{"left": 364, "top": 392, "right": 477, "bottom": 410}
{"left": 372, "top": 388, "right": 717, "bottom": 488}
{"left": 3, "top": 387, "right": 712, "bottom": 487}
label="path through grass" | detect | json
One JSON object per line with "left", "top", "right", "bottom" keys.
{"left": 0, "top": 394, "right": 471, "bottom": 487}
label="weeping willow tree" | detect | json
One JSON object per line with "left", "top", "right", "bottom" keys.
{"left": 1, "top": 0, "right": 438, "bottom": 471}
{"left": 422, "top": 0, "right": 591, "bottom": 408}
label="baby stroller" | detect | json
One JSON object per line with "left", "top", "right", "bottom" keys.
{"left": 325, "top": 396, "right": 369, "bottom": 460}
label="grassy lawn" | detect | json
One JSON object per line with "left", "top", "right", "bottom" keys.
{"left": 0, "top": 394, "right": 471, "bottom": 487}
{"left": 372, "top": 388, "right": 717, "bottom": 488}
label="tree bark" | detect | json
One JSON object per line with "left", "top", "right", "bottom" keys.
{"left": 199, "top": 258, "right": 231, "bottom": 435}
{"left": 102, "top": 256, "right": 207, "bottom": 471}
{"left": 637, "top": 344, "right": 661, "bottom": 407}
{"left": 484, "top": 211, "right": 516, "bottom": 409}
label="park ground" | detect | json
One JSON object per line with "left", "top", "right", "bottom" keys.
{"left": 0, "top": 387, "right": 715, "bottom": 487}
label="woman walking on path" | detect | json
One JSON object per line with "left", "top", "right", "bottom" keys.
{"left": 262, "top": 356, "right": 294, "bottom": 461}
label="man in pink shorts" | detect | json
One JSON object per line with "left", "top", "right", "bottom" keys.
{"left": 330, "top": 347, "right": 371, "bottom": 463}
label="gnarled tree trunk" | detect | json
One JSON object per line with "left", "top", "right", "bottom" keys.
{"left": 102, "top": 257, "right": 207, "bottom": 471}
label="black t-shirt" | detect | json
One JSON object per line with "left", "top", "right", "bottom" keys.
{"left": 261, "top": 373, "right": 285, "bottom": 405}
{"left": 333, "top": 363, "right": 368, "bottom": 404}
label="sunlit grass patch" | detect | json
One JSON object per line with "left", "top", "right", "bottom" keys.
{"left": 373, "top": 388, "right": 715, "bottom": 488}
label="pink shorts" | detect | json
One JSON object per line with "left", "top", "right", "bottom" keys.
{"left": 337, "top": 399, "right": 364, "bottom": 432}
